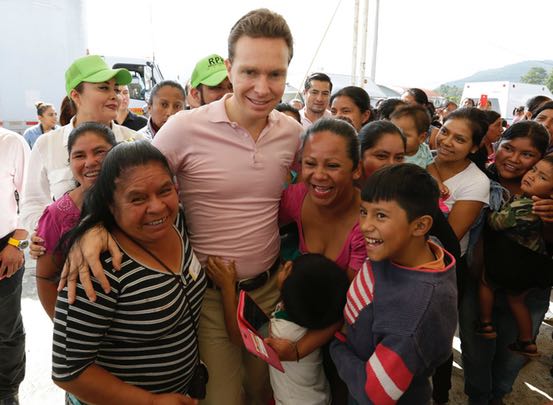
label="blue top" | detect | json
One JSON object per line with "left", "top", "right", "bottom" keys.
{"left": 23, "top": 124, "right": 58, "bottom": 149}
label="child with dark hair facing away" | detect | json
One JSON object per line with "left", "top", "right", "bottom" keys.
{"left": 330, "top": 164, "right": 458, "bottom": 405}
{"left": 206, "top": 253, "right": 349, "bottom": 405}
{"left": 270, "top": 254, "right": 349, "bottom": 404}
{"left": 477, "top": 156, "right": 553, "bottom": 356}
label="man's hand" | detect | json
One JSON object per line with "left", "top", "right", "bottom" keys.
{"left": 57, "top": 225, "right": 122, "bottom": 303}
{"left": 206, "top": 257, "right": 237, "bottom": 292}
{"left": 29, "top": 232, "right": 45, "bottom": 259}
{"left": 264, "top": 337, "right": 297, "bottom": 361}
{"left": 0, "top": 245, "right": 24, "bottom": 279}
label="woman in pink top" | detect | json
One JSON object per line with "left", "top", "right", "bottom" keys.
{"left": 36, "top": 122, "right": 117, "bottom": 319}
{"left": 280, "top": 117, "right": 365, "bottom": 281}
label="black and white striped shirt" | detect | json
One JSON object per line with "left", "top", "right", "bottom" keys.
{"left": 52, "top": 211, "right": 206, "bottom": 395}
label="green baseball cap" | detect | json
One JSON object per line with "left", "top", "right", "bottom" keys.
{"left": 190, "top": 54, "right": 228, "bottom": 88}
{"left": 65, "top": 55, "right": 132, "bottom": 96}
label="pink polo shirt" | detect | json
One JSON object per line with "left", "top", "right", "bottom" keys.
{"left": 153, "top": 95, "right": 302, "bottom": 279}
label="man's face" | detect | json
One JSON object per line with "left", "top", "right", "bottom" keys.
{"left": 119, "top": 85, "right": 130, "bottom": 110}
{"left": 304, "top": 80, "right": 331, "bottom": 115}
{"left": 196, "top": 77, "right": 233, "bottom": 106}
{"left": 226, "top": 36, "right": 290, "bottom": 124}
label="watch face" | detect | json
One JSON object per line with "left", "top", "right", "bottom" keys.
{"left": 19, "top": 240, "right": 30, "bottom": 249}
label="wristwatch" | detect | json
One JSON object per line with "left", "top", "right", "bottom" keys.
{"left": 7, "top": 237, "right": 29, "bottom": 250}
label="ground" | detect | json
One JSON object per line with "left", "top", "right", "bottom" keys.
{"left": 18, "top": 256, "right": 553, "bottom": 404}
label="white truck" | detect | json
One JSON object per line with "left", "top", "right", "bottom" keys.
{"left": 461, "top": 81, "right": 553, "bottom": 123}
{"left": 0, "top": 0, "right": 162, "bottom": 134}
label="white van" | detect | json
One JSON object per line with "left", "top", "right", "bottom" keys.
{"left": 461, "top": 81, "right": 553, "bottom": 123}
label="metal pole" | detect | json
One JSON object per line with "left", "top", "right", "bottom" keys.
{"left": 370, "top": 0, "right": 380, "bottom": 81}
{"left": 351, "top": 0, "right": 360, "bottom": 85}
{"left": 359, "top": 0, "right": 369, "bottom": 87}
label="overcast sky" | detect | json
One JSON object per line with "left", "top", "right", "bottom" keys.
{"left": 86, "top": 0, "right": 553, "bottom": 90}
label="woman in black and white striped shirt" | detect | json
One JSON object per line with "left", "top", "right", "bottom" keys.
{"left": 52, "top": 141, "right": 205, "bottom": 405}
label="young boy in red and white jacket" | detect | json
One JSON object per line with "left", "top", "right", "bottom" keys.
{"left": 330, "top": 164, "right": 458, "bottom": 405}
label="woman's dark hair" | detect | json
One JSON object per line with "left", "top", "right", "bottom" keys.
{"left": 526, "top": 95, "right": 552, "bottom": 117}
{"left": 68, "top": 83, "right": 85, "bottom": 113}
{"left": 499, "top": 120, "right": 549, "bottom": 157}
{"left": 361, "top": 163, "right": 439, "bottom": 222}
{"left": 358, "top": 120, "right": 406, "bottom": 156}
{"left": 67, "top": 122, "right": 117, "bottom": 155}
{"left": 59, "top": 141, "right": 174, "bottom": 261}
{"left": 148, "top": 80, "right": 186, "bottom": 106}
{"left": 275, "top": 102, "right": 300, "bottom": 123}
{"left": 282, "top": 253, "right": 348, "bottom": 330}
{"left": 404, "top": 88, "right": 429, "bottom": 106}
{"left": 376, "top": 98, "right": 406, "bottom": 120}
{"left": 444, "top": 107, "right": 489, "bottom": 147}
{"left": 302, "top": 117, "right": 360, "bottom": 168}
{"left": 531, "top": 101, "right": 553, "bottom": 119}
{"left": 482, "top": 110, "right": 501, "bottom": 125}
{"left": 59, "top": 96, "right": 75, "bottom": 126}
{"left": 443, "top": 107, "right": 489, "bottom": 169}
{"left": 330, "top": 86, "right": 372, "bottom": 124}
{"left": 35, "top": 101, "right": 54, "bottom": 116}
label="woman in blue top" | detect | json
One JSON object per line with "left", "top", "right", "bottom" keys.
{"left": 22, "top": 102, "right": 58, "bottom": 148}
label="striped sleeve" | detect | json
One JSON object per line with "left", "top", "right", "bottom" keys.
{"left": 52, "top": 270, "right": 120, "bottom": 381}
{"left": 331, "top": 335, "right": 420, "bottom": 405}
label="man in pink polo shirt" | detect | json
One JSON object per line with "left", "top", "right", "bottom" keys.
{"left": 152, "top": 9, "right": 302, "bottom": 404}
{"left": 61, "top": 8, "right": 303, "bottom": 405}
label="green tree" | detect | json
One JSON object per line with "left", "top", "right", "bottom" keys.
{"left": 545, "top": 69, "right": 553, "bottom": 92}
{"left": 520, "top": 67, "right": 547, "bottom": 85}
{"left": 435, "top": 84, "right": 462, "bottom": 104}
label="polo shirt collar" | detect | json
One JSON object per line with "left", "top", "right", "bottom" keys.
{"left": 207, "top": 93, "right": 280, "bottom": 131}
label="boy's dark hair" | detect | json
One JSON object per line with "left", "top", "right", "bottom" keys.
{"left": 390, "top": 104, "right": 431, "bottom": 135}
{"left": 281, "top": 254, "right": 349, "bottom": 330}
{"left": 361, "top": 163, "right": 440, "bottom": 223}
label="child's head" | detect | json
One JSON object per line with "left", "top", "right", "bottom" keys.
{"left": 360, "top": 164, "right": 438, "bottom": 263}
{"left": 521, "top": 155, "right": 553, "bottom": 198}
{"left": 278, "top": 254, "right": 349, "bottom": 330}
{"left": 359, "top": 120, "right": 406, "bottom": 182}
{"left": 390, "top": 105, "right": 431, "bottom": 156}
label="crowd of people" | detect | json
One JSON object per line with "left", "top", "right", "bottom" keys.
{"left": 1, "top": 7, "right": 553, "bottom": 405}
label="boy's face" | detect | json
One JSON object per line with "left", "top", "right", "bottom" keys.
{"left": 391, "top": 115, "right": 424, "bottom": 156}
{"left": 521, "top": 160, "right": 553, "bottom": 198}
{"left": 359, "top": 199, "right": 419, "bottom": 263}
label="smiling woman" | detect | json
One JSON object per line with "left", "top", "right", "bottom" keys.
{"left": 35, "top": 122, "right": 117, "bottom": 319}
{"left": 20, "top": 55, "right": 144, "bottom": 243}
{"left": 51, "top": 141, "right": 206, "bottom": 404}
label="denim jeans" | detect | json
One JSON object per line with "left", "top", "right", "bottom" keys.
{"left": 459, "top": 277, "right": 550, "bottom": 404}
{"left": 0, "top": 266, "right": 25, "bottom": 400}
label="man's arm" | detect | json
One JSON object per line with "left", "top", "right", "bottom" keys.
{"left": 0, "top": 229, "right": 27, "bottom": 278}
{"left": 19, "top": 139, "right": 53, "bottom": 232}
{"left": 58, "top": 225, "right": 122, "bottom": 303}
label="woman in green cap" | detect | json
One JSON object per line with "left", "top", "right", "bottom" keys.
{"left": 22, "top": 55, "right": 145, "bottom": 257}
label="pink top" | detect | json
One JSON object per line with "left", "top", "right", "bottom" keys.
{"left": 36, "top": 193, "right": 81, "bottom": 254}
{"left": 153, "top": 95, "right": 303, "bottom": 279}
{"left": 280, "top": 183, "right": 366, "bottom": 272}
